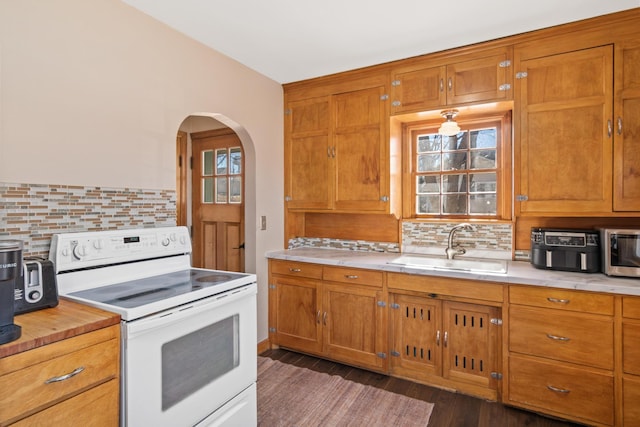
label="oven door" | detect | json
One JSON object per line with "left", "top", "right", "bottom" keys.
{"left": 122, "top": 282, "right": 257, "bottom": 427}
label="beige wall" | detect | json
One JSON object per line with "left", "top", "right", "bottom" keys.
{"left": 0, "top": 0, "right": 284, "bottom": 343}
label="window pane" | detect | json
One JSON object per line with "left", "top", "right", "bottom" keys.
{"left": 443, "top": 132, "right": 467, "bottom": 151}
{"left": 216, "top": 149, "right": 227, "bottom": 175}
{"left": 417, "top": 153, "right": 441, "bottom": 172}
{"left": 470, "top": 173, "right": 497, "bottom": 192}
{"left": 442, "top": 194, "right": 467, "bottom": 215}
{"left": 470, "top": 194, "right": 497, "bottom": 214}
{"left": 442, "top": 174, "right": 467, "bottom": 193}
{"left": 470, "top": 150, "right": 496, "bottom": 169}
{"left": 203, "top": 150, "right": 214, "bottom": 176}
{"left": 202, "top": 178, "right": 214, "bottom": 203}
{"left": 229, "top": 147, "right": 242, "bottom": 174}
{"left": 229, "top": 177, "right": 242, "bottom": 203}
{"left": 442, "top": 152, "right": 467, "bottom": 171}
{"left": 417, "top": 175, "right": 440, "bottom": 193}
{"left": 470, "top": 128, "right": 496, "bottom": 149}
{"left": 215, "top": 177, "right": 227, "bottom": 203}
{"left": 417, "top": 195, "right": 440, "bottom": 214}
{"left": 417, "top": 134, "right": 440, "bottom": 152}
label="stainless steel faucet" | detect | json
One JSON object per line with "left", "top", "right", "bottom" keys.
{"left": 445, "top": 223, "right": 474, "bottom": 260}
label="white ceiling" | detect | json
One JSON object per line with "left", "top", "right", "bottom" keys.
{"left": 122, "top": 0, "right": 640, "bottom": 84}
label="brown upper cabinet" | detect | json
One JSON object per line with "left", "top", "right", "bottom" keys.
{"left": 390, "top": 47, "right": 513, "bottom": 115}
{"left": 514, "top": 35, "right": 640, "bottom": 215}
{"left": 284, "top": 74, "right": 398, "bottom": 213}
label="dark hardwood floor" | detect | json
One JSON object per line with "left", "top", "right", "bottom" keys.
{"left": 259, "top": 348, "right": 584, "bottom": 427}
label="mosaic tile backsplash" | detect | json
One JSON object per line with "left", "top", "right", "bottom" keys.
{"left": 0, "top": 182, "right": 176, "bottom": 257}
{"left": 289, "top": 220, "right": 514, "bottom": 260}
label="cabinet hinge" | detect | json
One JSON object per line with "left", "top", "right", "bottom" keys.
{"left": 284, "top": 196, "right": 292, "bottom": 202}
{"left": 390, "top": 350, "right": 401, "bottom": 357}
{"left": 269, "top": 327, "right": 276, "bottom": 333}
{"left": 490, "top": 372, "right": 503, "bottom": 380}
{"left": 377, "top": 352, "right": 387, "bottom": 359}
{"left": 516, "top": 194, "right": 528, "bottom": 202}
{"left": 284, "top": 109, "right": 292, "bottom": 115}
{"left": 268, "top": 284, "right": 276, "bottom": 290}
{"left": 391, "top": 100, "right": 401, "bottom": 107}
{"left": 377, "top": 301, "right": 387, "bottom": 307}
{"left": 490, "top": 318, "right": 503, "bottom": 326}
{"left": 390, "top": 303, "right": 400, "bottom": 309}
{"left": 178, "top": 155, "right": 182, "bottom": 168}
{"left": 380, "top": 196, "right": 389, "bottom": 202}
{"left": 391, "top": 80, "right": 401, "bottom": 86}
{"left": 498, "top": 83, "right": 511, "bottom": 91}
{"left": 380, "top": 94, "right": 389, "bottom": 101}
{"left": 499, "top": 60, "right": 511, "bottom": 68}
{"left": 516, "top": 71, "right": 528, "bottom": 79}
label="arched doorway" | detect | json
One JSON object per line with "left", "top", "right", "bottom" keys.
{"left": 176, "top": 114, "right": 256, "bottom": 274}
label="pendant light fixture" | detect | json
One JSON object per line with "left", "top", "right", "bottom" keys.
{"left": 438, "top": 109, "right": 461, "bottom": 136}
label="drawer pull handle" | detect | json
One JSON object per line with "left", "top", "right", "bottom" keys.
{"left": 444, "top": 331, "right": 448, "bottom": 348}
{"left": 316, "top": 310, "right": 321, "bottom": 324}
{"left": 288, "top": 268, "right": 301, "bottom": 273}
{"left": 45, "top": 366, "right": 85, "bottom": 384}
{"left": 546, "top": 333, "right": 570, "bottom": 342}
{"left": 436, "top": 330, "right": 441, "bottom": 346}
{"left": 344, "top": 275, "right": 359, "bottom": 279}
{"left": 547, "top": 297, "right": 570, "bottom": 304}
{"left": 547, "top": 385, "right": 570, "bottom": 394}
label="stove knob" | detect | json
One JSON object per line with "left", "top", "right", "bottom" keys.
{"left": 93, "top": 239, "right": 104, "bottom": 250}
{"left": 161, "top": 238, "right": 171, "bottom": 247}
{"left": 73, "top": 244, "right": 87, "bottom": 260}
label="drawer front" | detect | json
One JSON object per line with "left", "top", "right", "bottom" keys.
{"left": 509, "top": 285, "right": 614, "bottom": 315}
{"left": 270, "top": 260, "right": 323, "bottom": 279}
{"left": 0, "top": 337, "right": 119, "bottom": 425}
{"left": 509, "top": 354, "right": 614, "bottom": 426}
{"left": 323, "top": 266, "right": 383, "bottom": 287}
{"left": 623, "top": 296, "right": 640, "bottom": 319}
{"left": 509, "top": 305, "right": 613, "bottom": 369}
{"left": 388, "top": 272, "right": 503, "bottom": 302}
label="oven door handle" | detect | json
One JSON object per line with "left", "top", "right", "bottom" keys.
{"left": 125, "top": 284, "right": 256, "bottom": 338}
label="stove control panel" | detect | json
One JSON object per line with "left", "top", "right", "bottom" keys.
{"left": 50, "top": 226, "right": 192, "bottom": 273}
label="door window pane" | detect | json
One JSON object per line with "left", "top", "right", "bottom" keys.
{"left": 216, "top": 149, "right": 227, "bottom": 175}
{"left": 215, "top": 177, "right": 228, "bottom": 203}
{"left": 229, "top": 148, "right": 242, "bottom": 174}
{"left": 229, "top": 177, "right": 242, "bottom": 204}
{"left": 203, "top": 150, "right": 214, "bottom": 176}
{"left": 202, "top": 178, "right": 214, "bottom": 204}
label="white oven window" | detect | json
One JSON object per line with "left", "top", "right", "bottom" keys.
{"left": 162, "top": 314, "right": 240, "bottom": 410}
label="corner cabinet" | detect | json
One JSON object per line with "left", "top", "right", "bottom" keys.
{"left": 284, "top": 75, "right": 392, "bottom": 213}
{"left": 389, "top": 47, "right": 513, "bottom": 115}
{"left": 268, "top": 260, "right": 388, "bottom": 372}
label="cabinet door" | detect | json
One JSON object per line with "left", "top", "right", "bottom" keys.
{"left": 446, "top": 49, "right": 511, "bottom": 105}
{"left": 271, "top": 275, "right": 323, "bottom": 355}
{"left": 624, "top": 376, "right": 640, "bottom": 426}
{"left": 442, "top": 301, "right": 500, "bottom": 390}
{"left": 322, "top": 283, "right": 386, "bottom": 371}
{"left": 285, "top": 96, "right": 332, "bottom": 210}
{"left": 390, "top": 65, "right": 446, "bottom": 114}
{"left": 515, "top": 45, "right": 614, "bottom": 214}
{"left": 614, "top": 41, "right": 640, "bottom": 211}
{"left": 333, "top": 85, "right": 389, "bottom": 212}
{"left": 390, "top": 294, "right": 442, "bottom": 379}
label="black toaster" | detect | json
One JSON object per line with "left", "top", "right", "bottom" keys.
{"left": 14, "top": 257, "right": 59, "bottom": 314}
{"left": 530, "top": 228, "right": 600, "bottom": 273}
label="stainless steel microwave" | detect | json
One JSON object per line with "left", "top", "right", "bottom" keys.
{"left": 599, "top": 228, "right": 640, "bottom": 278}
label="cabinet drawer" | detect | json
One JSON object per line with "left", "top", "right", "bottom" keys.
{"left": 623, "top": 296, "right": 640, "bottom": 319}
{"left": 509, "top": 354, "right": 614, "bottom": 426}
{"left": 509, "top": 285, "right": 614, "bottom": 315}
{"left": 323, "top": 266, "right": 383, "bottom": 287}
{"left": 0, "top": 335, "right": 119, "bottom": 425}
{"left": 270, "top": 260, "right": 323, "bottom": 279}
{"left": 388, "top": 272, "right": 503, "bottom": 302}
{"left": 509, "top": 306, "right": 613, "bottom": 369}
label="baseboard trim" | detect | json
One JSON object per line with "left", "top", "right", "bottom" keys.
{"left": 257, "top": 338, "right": 271, "bottom": 355}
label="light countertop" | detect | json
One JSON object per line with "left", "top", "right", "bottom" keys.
{"left": 266, "top": 247, "right": 640, "bottom": 296}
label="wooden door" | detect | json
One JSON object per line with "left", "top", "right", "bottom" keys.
{"left": 446, "top": 48, "right": 511, "bottom": 105}
{"left": 516, "top": 45, "right": 614, "bottom": 214}
{"left": 284, "top": 96, "right": 333, "bottom": 210}
{"left": 390, "top": 294, "right": 442, "bottom": 379}
{"left": 332, "top": 85, "right": 388, "bottom": 212}
{"left": 271, "top": 275, "right": 323, "bottom": 355}
{"left": 322, "top": 283, "right": 386, "bottom": 371}
{"left": 390, "top": 65, "right": 446, "bottom": 114}
{"left": 442, "top": 301, "right": 500, "bottom": 390}
{"left": 614, "top": 41, "right": 640, "bottom": 211}
{"left": 192, "top": 129, "right": 244, "bottom": 271}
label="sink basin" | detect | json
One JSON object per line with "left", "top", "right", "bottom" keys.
{"left": 388, "top": 255, "right": 507, "bottom": 274}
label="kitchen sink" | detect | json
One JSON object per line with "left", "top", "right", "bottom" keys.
{"left": 388, "top": 255, "right": 508, "bottom": 274}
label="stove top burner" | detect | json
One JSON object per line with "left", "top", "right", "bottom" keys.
{"left": 69, "top": 269, "right": 250, "bottom": 310}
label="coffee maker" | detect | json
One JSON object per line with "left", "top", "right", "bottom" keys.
{"left": 0, "top": 240, "right": 22, "bottom": 345}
